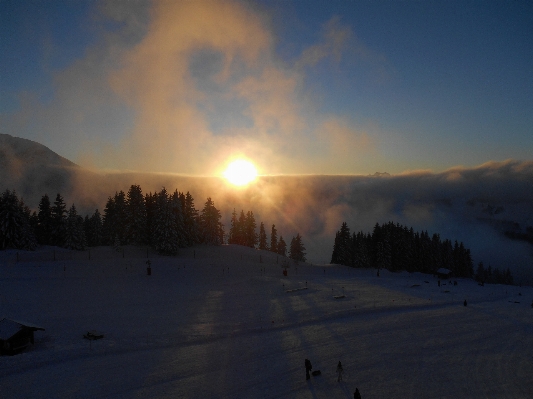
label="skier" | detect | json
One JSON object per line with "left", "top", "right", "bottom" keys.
{"left": 305, "top": 358, "right": 312, "bottom": 380}
{"left": 354, "top": 387, "right": 362, "bottom": 399}
{"left": 336, "top": 361, "right": 343, "bottom": 382}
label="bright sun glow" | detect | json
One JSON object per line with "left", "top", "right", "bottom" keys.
{"left": 223, "top": 159, "right": 258, "bottom": 186}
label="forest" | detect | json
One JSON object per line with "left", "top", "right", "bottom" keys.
{"left": 330, "top": 221, "right": 514, "bottom": 284}
{"left": 0, "top": 186, "right": 515, "bottom": 284}
{"left": 0, "top": 186, "right": 306, "bottom": 262}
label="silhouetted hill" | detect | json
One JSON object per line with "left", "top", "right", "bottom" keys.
{"left": 0, "top": 133, "right": 80, "bottom": 203}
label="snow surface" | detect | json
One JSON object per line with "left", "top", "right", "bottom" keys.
{"left": 1, "top": 245, "right": 532, "bottom": 398}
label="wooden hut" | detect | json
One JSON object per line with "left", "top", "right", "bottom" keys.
{"left": 0, "top": 318, "right": 45, "bottom": 355}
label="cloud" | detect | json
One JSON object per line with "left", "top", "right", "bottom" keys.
{"left": 1, "top": 0, "right": 393, "bottom": 176}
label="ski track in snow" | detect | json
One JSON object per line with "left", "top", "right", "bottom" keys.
{"left": 1, "top": 245, "right": 532, "bottom": 398}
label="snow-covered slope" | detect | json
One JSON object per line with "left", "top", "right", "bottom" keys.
{"left": 1, "top": 245, "right": 532, "bottom": 398}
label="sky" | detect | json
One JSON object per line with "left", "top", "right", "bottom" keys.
{"left": 1, "top": 0, "right": 532, "bottom": 176}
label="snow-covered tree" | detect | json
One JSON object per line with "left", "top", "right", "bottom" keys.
{"left": 200, "top": 197, "right": 223, "bottom": 245}
{"left": 244, "top": 211, "right": 258, "bottom": 248}
{"left": 289, "top": 233, "right": 306, "bottom": 263}
{"left": 330, "top": 222, "right": 350, "bottom": 265}
{"left": 37, "top": 194, "right": 53, "bottom": 245}
{"left": 258, "top": 222, "right": 268, "bottom": 250}
{"left": 228, "top": 208, "right": 240, "bottom": 245}
{"left": 170, "top": 190, "right": 186, "bottom": 248}
{"left": 270, "top": 224, "right": 278, "bottom": 254}
{"left": 50, "top": 193, "right": 67, "bottom": 246}
{"left": 183, "top": 191, "right": 200, "bottom": 246}
{"left": 125, "top": 185, "right": 147, "bottom": 245}
{"left": 84, "top": 209, "right": 103, "bottom": 247}
{"left": 152, "top": 188, "right": 178, "bottom": 255}
{"left": 277, "top": 235, "right": 287, "bottom": 257}
{"left": 64, "top": 204, "right": 86, "bottom": 250}
{"left": 0, "top": 190, "right": 36, "bottom": 250}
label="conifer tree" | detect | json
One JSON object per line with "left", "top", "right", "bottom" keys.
{"left": 237, "top": 210, "right": 247, "bottom": 245}
{"left": 37, "top": 194, "right": 53, "bottom": 245}
{"left": 85, "top": 209, "right": 103, "bottom": 247}
{"left": 64, "top": 204, "right": 86, "bottom": 250}
{"left": 228, "top": 209, "right": 239, "bottom": 244}
{"left": 331, "top": 222, "right": 350, "bottom": 265}
{"left": 277, "top": 235, "right": 287, "bottom": 256}
{"left": 113, "top": 190, "right": 127, "bottom": 245}
{"left": 145, "top": 192, "right": 156, "bottom": 247}
{"left": 152, "top": 188, "right": 178, "bottom": 255}
{"left": 244, "top": 211, "right": 258, "bottom": 248}
{"left": 183, "top": 192, "right": 200, "bottom": 246}
{"left": 125, "top": 185, "right": 147, "bottom": 245}
{"left": 200, "top": 197, "right": 224, "bottom": 245}
{"left": 50, "top": 193, "right": 67, "bottom": 247}
{"left": 289, "top": 233, "right": 306, "bottom": 263}
{"left": 0, "top": 190, "right": 37, "bottom": 250}
{"left": 170, "top": 190, "right": 186, "bottom": 248}
{"left": 270, "top": 224, "right": 278, "bottom": 253}
{"left": 258, "top": 222, "right": 268, "bottom": 250}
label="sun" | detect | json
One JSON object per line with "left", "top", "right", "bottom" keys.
{"left": 223, "top": 159, "right": 258, "bottom": 186}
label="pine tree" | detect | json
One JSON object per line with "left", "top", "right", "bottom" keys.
{"left": 289, "top": 233, "right": 306, "bottom": 263}
{"left": 64, "top": 204, "right": 86, "bottom": 250}
{"left": 244, "top": 211, "right": 258, "bottom": 248}
{"left": 145, "top": 192, "right": 156, "bottom": 247}
{"left": 125, "top": 185, "right": 147, "bottom": 245}
{"left": 277, "top": 235, "right": 287, "bottom": 257}
{"left": 113, "top": 191, "right": 127, "bottom": 245}
{"left": 50, "top": 193, "right": 67, "bottom": 247}
{"left": 85, "top": 209, "right": 103, "bottom": 247}
{"left": 102, "top": 195, "right": 116, "bottom": 245}
{"left": 183, "top": 192, "right": 200, "bottom": 246}
{"left": 0, "top": 190, "right": 37, "bottom": 250}
{"left": 37, "top": 194, "right": 53, "bottom": 245}
{"left": 331, "top": 222, "right": 350, "bottom": 265}
{"left": 200, "top": 197, "right": 223, "bottom": 245}
{"left": 152, "top": 188, "right": 178, "bottom": 255}
{"left": 270, "top": 224, "right": 278, "bottom": 253}
{"left": 228, "top": 209, "right": 239, "bottom": 244}
{"left": 237, "top": 210, "right": 247, "bottom": 245}
{"left": 170, "top": 190, "right": 186, "bottom": 248}
{"left": 258, "top": 222, "right": 268, "bottom": 250}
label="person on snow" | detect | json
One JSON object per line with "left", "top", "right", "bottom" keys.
{"left": 305, "top": 358, "right": 312, "bottom": 380}
{"left": 336, "top": 361, "right": 343, "bottom": 382}
{"left": 354, "top": 387, "right": 362, "bottom": 399}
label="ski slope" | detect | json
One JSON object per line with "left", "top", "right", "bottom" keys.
{"left": 1, "top": 245, "right": 532, "bottom": 398}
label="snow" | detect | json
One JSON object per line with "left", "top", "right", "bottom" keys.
{"left": 1, "top": 245, "right": 532, "bottom": 398}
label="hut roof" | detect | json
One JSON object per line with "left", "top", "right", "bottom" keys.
{"left": 0, "top": 318, "right": 45, "bottom": 340}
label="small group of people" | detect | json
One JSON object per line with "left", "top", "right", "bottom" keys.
{"left": 305, "top": 359, "right": 362, "bottom": 398}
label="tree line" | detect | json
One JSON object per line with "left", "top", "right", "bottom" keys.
{"left": 226, "top": 209, "right": 306, "bottom": 262}
{"left": 0, "top": 187, "right": 306, "bottom": 261}
{"left": 331, "top": 221, "right": 476, "bottom": 278}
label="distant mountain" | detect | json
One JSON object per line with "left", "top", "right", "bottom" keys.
{"left": 0, "top": 133, "right": 80, "bottom": 204}
{"left": 0, "top": 133, "right": 78, "bottom": 169}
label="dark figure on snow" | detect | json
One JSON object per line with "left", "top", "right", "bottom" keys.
{"left": 305, "top": 358, "right": 312, "bottom": 380}
{"left": 336, "top": 361, "right": 343, "bottom": 382}
{"left": 464, "top": 299, "right": 467, "bottom": 307}
{"left": 354, "top": 387, "right": 362, "bottom": 399}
